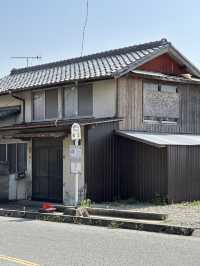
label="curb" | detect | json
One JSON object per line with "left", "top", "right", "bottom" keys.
{"left": 0, "top": 208, "right": 194, "bottom": 236}
{"left": 14, "top": 201, "right": 167, "bottom": 221}
{"left": 85, "top": 207, "right": 168, "bottom": 221}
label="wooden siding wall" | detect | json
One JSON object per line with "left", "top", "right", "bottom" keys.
{"left": 168, "top": 146, "right": 200, "bottom": 203}
{"left": 84, "top": 121, "right": 119, "bottom": 202}
{"left": 118, "top": 76, "right": 200, "bottom": 134}
{"left": 118, "top": 77, "right": 143, "bottom": 130}
{"left": 117, "top": 136, "right": 168, "bottom": 201}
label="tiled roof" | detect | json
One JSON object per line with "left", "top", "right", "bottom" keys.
{"left": 0, "top": 38, "right": 199, "bottom": 93}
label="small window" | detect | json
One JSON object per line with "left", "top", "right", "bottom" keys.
{"left": 143, "top": 82, "right": 158, "bottom": 92}
{"left": 33, "top": 91, "right": 45, "bottom": 121}
{"left": 161, "top": 84, "right": 177, "bottom": 93}
{"left": 0, "top": 144, "right": 6, "bottom": 161}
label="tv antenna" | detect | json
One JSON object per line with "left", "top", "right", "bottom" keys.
{"left": 11, "top": 56, "right": 42, "bottom": 67}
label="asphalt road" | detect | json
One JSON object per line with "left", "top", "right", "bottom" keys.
{"left": 0, "top": 216, "right": 200, "bottom": 266}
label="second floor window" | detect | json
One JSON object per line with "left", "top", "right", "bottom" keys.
{"left": 143, "top": 82, "right": 179, "bottom": 123}
{"left": 32, "top": 85, "right": 93, "bottom": 121}
{"left": 64, "top": 84, "right": 93, "bottom": 118}
{"left": 33, "top": 89, "right": 58, "bottom": 121}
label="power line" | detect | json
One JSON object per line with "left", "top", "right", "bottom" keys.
{"left": 81, "top": 0, "right": 89, "bottom": 57}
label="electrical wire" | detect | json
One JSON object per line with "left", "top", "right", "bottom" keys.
{"left": 81, "top": 0, "right": 89, "bottom": 57}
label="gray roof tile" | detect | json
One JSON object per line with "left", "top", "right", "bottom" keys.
{"left": 0, "top": 39, "right": 174, "bottom": 93}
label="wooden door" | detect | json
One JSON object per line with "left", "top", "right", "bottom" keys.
{"left": 32, "top": 139, "right": 63, "bottom": 202}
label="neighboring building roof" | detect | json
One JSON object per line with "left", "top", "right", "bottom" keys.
{"left": 116, "top": 131, "right": 200, "bottom": 147}
{"left": 0, "top": 38, "right": 200, "bottom": 94}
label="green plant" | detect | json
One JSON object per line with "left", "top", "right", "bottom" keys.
{"left": 178, "top": 200, "right": 200, "bottom": 208}
{"left": 80, "top": 198, "right": 91, "bottom": 208}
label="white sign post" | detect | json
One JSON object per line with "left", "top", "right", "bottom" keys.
{"left": 71, "top": 123, "right": 81, "bottom": 207}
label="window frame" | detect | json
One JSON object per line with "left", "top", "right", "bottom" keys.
{"left": 32, "top": 88, "right": 59, "bottom": 121}
{"left": 63, "top": 83, "right": 93, "bottom": 118}
{"left": 64, "top": 85, "right": 78, "bottom": 118}
{"left": 0, "top": 143, "right": 27, "bottom": 174}
{"left": 78, "top": 84, "right": 93, "bottom": 117}
{"left": 143, "top": 81, "right": 179, "bottom": 124}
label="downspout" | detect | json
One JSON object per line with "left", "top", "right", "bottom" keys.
{"left": 115, "top": 77, "right": 119, "bottom": 117}
{"left": 114, "top": 77, "right": 120, "bottom": 200}
{"left": 9, "top": 91, "right": 25, "bottom": 123}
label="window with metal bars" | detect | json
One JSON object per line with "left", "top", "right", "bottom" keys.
{"left": 0, "top": 143, "right": 27, "bottom": 174}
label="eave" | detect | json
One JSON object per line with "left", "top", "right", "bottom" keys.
{"left": 0, "top": 117, "right": 122, "bottom": 139}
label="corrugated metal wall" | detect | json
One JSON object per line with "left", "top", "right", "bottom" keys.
{"left": 117, "top": 136, "right": 168, "bottom": 201}
{"left": 168, "top": 146, "right": 200, "bottom": 203}
{"left": 84, "top": 121, "right": 119, "bottom": 202}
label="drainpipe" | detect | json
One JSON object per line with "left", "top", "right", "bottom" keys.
{"left": 115, "top": 77, "right": 119, "bottom": 118}
{"left": 9, "top": 91, "right": 25, "bottom": 123}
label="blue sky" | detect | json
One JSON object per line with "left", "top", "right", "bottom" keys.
{"left": 0, "top": 0, "right": 199, "bottom": 77}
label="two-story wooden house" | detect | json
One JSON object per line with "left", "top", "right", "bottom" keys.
{"left": 0, "top": 38, "right": 200, "bottom": 204}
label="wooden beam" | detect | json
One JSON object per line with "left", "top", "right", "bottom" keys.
{"left": 1, "top": 131, "right": 67, "bottom": 140}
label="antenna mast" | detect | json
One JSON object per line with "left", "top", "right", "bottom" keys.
{"left": 11, "top": 56, "right": 42, "bottom": 67}
{"left": 81, "top": 0, "right": 89, "bottom": 56}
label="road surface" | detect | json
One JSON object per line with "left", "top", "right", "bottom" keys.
{"left": 0, "top": 216, "right": 199, "bottom": 265}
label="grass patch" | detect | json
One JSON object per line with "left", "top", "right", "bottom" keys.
{"left": 177, "top": 201, "right": 200, "bottom": 208}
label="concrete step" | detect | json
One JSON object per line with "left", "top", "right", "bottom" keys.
{"left": 8, "top": 200, "right": 168, "bottom": 221}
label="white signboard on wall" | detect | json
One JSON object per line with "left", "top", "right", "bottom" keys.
{"left": 69, "top": 145, "right": 82, "bottom": 160}
{"left": 70, "top": 161, "right": 81, "bottom": 174}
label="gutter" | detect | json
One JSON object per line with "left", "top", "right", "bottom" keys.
{"left": 115, "top": 77, "right": 119, "bottom": 117}
{"left": 9, "top": 91, "right": 25, "bottom": 123}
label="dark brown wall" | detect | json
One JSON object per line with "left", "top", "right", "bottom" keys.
{"left": 117, "top": 136, "right": 168, "bottom": 201}
{"left": 118, "top": 76, "right": 200, "bottom": 134}
{"left": 168, "top": 146, "right": 200, "bottom": 203}
{"left": 84, "top": 121, "right": 119, "bottom": 202}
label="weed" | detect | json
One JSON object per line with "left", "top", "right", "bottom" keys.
{"left": 80, "top": 198, "right": 91, "bottom": 208}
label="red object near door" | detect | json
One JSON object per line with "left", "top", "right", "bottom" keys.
{"left": 39, "top": 202, "right": 56, "bottom": 213}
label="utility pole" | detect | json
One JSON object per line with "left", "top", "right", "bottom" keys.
{"left": 11, "top": 56, "right": 42, "bottom": 67}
